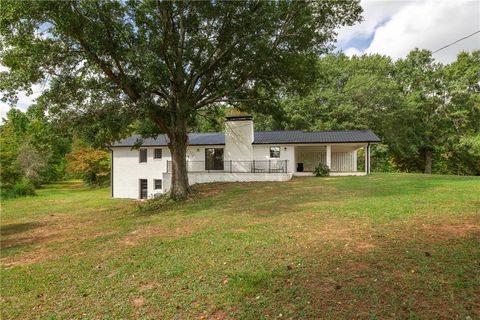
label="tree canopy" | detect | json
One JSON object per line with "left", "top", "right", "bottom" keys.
{"left": 0, "top": 0, "right": 363, "bottom": 198}
{"left": 256, "top": 50, "right": 480, "bottom": 175}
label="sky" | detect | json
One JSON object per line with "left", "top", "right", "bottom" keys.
{"left": 1, "top": 0, "right": 479, "bottom": 120}
{"left": 337, "top": 0, "right": 480, "bottom": 62}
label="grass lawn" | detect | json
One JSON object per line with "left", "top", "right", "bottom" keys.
{"left": 1, "top": 174, "right": 479, "bottom": 319}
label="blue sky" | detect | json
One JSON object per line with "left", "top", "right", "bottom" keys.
{"left": 1, "top": 0, "right": 479, "bottom": 120}
{"left": 335, "top": 0, "right": 479, "bottom": 62}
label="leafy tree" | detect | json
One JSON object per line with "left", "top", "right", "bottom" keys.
{"left": 440, "top": 51, "right": 480, "bottom": 175}
{"left": 66, "top": 142, "right": 110, "bottom": 186}
{"left": 16, "top": 144, "right": 47, "bottom": 186}
{"left": 0, "top": 118, "right": 22, "bottom": 190}
{"left": 273, "top": 53, "right": 403, "bottom": 171}
{"left": 0, "top": 0, "right": 362, "bottom": 199}
{"left": 24, "top": 105, "right": 72, "bottom": 182}
{"left": 0, "top": 107, "right": 72, "bottom": 197}
{"left": 393, "top": 49, "right": 446, "bottom": 173}
{"left": 266, "top": 50, "right": 479, "bottom": 175}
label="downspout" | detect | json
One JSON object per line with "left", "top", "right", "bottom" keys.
{"left": 107, "top": 147, "right": 113, "bottom": 198}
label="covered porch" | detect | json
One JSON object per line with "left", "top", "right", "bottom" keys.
{"left": 293, "top": 143, "right": 371, "bottom": 176}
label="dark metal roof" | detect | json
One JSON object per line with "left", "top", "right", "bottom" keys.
{"left": 253, "top": 130, "right": 381, "bottom": 144}
{"left": 111, "top": 130, "right": 380, "bottom": 147}
{"left": 111, "top": 132, "right": 224, "bottom": 147}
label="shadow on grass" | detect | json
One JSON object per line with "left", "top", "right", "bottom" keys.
{"left": 1, "top": 222, "right": 44, "bottom": 236}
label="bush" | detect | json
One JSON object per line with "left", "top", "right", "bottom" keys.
{"left": 1, "top": 178, "right": 36, "bottom": 199}
{"left": 313, "top": 163, "right": 330, "bottom": 177}
{"left": 12, "top": 178, "right": 36, "bottom": 196}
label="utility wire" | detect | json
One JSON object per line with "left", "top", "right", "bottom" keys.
{"left": 432, "top": 30, "right": 480, "bottom": 54}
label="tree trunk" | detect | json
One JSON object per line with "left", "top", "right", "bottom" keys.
{"left": 424, "top": 150, "right": 432, "bottom": 174}
{"left": 167, "top": 122, "right": 191, "bottom": 200}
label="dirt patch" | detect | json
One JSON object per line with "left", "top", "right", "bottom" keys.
{"left": 211, "top": 309, "right": 228, "bottom": 320}
{"left": 1, "top": 247, "right": 56, "bottom": 268}
{"left": 118, "top": 217, "right": 212, "bottom": 247}
{"left": 132, "top": 296, "right": 145, "bottom": 308}
{"left": 347, "top": 261, "right": 370, "bottom": 273}
{"left": 189, "top": 182, "right": 236, "bottom": 199}
{"left": 118, "top": 237, "right": 136, "bottom": 246}
{"left": 420, "top": 223, "right": 480, "bottom": 239}
{"left": 1, "top": 217, "right": 113, "bottom": 268}
{"left": 348, "top": 241, "right": 376, "bottom": 252}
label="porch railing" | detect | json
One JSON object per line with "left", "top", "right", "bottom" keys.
{"left": 166, "top": 160, "right": 289, "bottom": 174}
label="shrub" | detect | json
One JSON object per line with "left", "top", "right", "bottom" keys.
{"left": 13, "top": 178, "right": 36, "bottom": 196}
{"left": 313, "top": 163, "right": 330, "bottom": 177}
{"left": 1, "top": 178, "right": 36, "bottom": 199}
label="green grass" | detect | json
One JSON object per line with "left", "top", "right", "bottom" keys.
{"left": 1, "top": 174, "right": 479, "bottom": 319}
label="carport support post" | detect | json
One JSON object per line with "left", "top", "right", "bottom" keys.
{"left": 364, "top": 144, "right": 367, "bottom": 174}
{"left": 364, "top": 143, "right": 371, "bottom": 175}
{"left": 353, "top": 149, "right": 357, "bottom": 172}
{"left": 367, "top": 143, "right": 371, "bottom": 174}
{"left": 326, "top": 145, "right": 331, "bottom": 169}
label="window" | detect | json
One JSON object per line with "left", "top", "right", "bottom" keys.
{"left": 139, "top": 149, "right": 147, "bottom": 163}
{"left": 205, "top": 148, "right": 224, "bottom": 170}
{"left": 154, "top": 179, "right": 162, "bottom": 190}
{"left": 154, "top": 148, "right": 162, "bottom": 159}
{"left": 270, "top": 146, "right": 280, "bottom": 158}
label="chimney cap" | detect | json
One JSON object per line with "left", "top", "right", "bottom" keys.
{"left": 225, "top": 115, "right": 253, "bottom": 121}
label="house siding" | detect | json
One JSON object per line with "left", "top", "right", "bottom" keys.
{"left": 111, "top": 144, "right": 297, "bottom": 199}
{"left": 252, "top": 145, "right": 296, "bottom": 173}
{"left": 112, "top": 147, "right": 171, "bottom": 199}
{"left": 111, "top": 142, "right": 368, "bottom": 199}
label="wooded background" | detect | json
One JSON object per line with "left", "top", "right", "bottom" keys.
{"left": 1, "top": 1, "right": 478, "bottom": 198}
{"left": 2, "top": 49, "right": 478, "bottom": 198}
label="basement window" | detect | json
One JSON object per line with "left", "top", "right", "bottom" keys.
{"left": 139, "top": 149, "right": 147, "bottom": 163}
{"left": 270, "top": 146, "right": 280, "bottom": 158}
{"left": 154, "top": 148, "right": 162, "bottom": 159}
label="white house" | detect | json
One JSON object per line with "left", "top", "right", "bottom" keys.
{"left": 109, "top": 116, "right": 380, "bottom": 199}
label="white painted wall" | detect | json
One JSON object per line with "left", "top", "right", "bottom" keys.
{"left": 252, "top": 145, "right": 296, "bottom": 173}
{"left": 112, "top": 142, "right": 367, "bottom": 199}
{"left": 224, "top": 119, "right": 253, "bottom": 167}
{"left": 163, "top": 172, "right": 292, "bottom": 188}
{"left": 111, "top": 147, "right": 171, "bottom": 199}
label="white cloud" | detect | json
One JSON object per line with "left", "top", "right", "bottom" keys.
{"left": 338, "top": 0, "right": 480, "bottom": 63}
{"left": 344, "top": 47, "right": 363, "bottom": 57}
{"left": 337, "top": 0, "right": 414, "bottom": 49}
{"left": 0, "top": 104, "right": 14, "bottom": 121}
{"left": 0, "top": 84, "right": 45, "bottom": 121}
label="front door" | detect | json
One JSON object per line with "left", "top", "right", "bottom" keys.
{"left": 205, "top": 148, "right": 224, "bottom": 171}
{"left": 139, "top": 179, "right": 148, "bottom": 199}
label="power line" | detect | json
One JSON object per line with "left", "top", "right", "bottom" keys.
{"left": 432, "top": 30, "right": 480, "bottom": 54}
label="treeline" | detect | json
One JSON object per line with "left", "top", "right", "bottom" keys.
{"left": 1, "top": 49, "right": 479, "bottom": 198}
{"left": 0, "top": 106, "right": 110, "bottom": 198}
{"left": 249, "top": 49, "right": 480, "bottom": 175}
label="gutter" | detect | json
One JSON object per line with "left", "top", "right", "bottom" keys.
{"left": 110, "top": 140, "right": 382, "bottom": 148}
{"left": 107, "top": 147, "right": 113, "bottom": 198}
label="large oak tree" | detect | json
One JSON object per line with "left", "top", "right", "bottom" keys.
{"left": 1, "top": 0, "right": 362, "bottom": 198}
